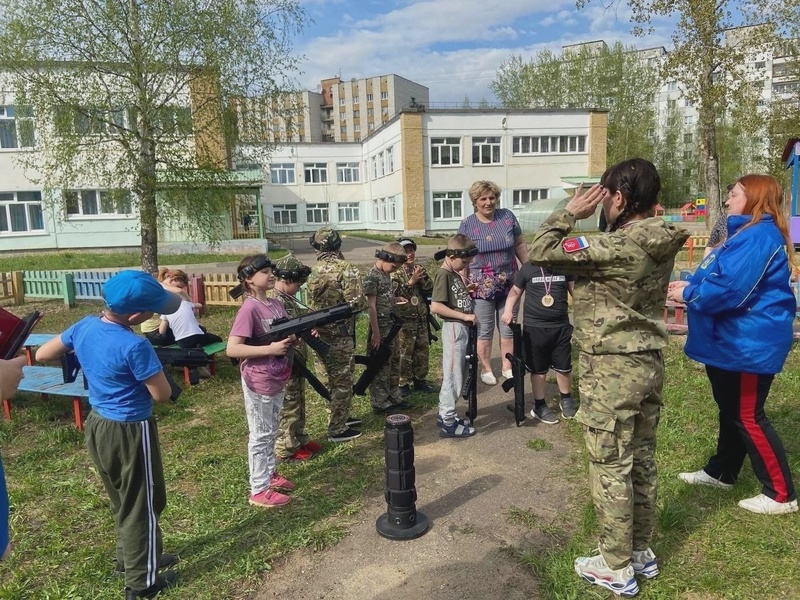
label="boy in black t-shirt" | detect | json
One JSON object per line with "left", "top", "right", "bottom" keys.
{"left": 501, "top": 263, "right": 576, "bottom": 422}
{"left": 431, "top": 234, "right": 478, "bottom": 438}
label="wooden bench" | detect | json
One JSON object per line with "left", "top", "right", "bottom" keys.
{"left": 3, "top": 365, "right": 89, "bottom": 430}
{"left": 23, "top": 332, "right": 58, "bottom": 366}
{"left": 159, "top": 341, "right": 227, "bottom": 386}
{"left": 663, "top": 301, "right": 688, "bottom": 335}
{"left": 684, "top": 235, "right": 710, "bottom": 268}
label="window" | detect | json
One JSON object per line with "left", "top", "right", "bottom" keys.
{"left": 340, "top": 125, "right": 347, "bottom": 134}
{"left": 306, "top": 203, "right": 329, "bottom": 224}
{"left": 370, "top": 156, "right": 378, "bottom": 180}
{"left": 373, "top": 198, "right": 383, "bottom": 222}
{"left": 354, "top": 124, "right": 360, "bottom": 132}
{"left": 378, "top": 151, "right": 385, "bottom": 177}
{"left": 512, "top": 189, "right": 548, "bottom": 206}
{"left": 683, "top": 150, "right": 693, "bottom": 160}
{"left": 755, "top": 61, "right": 766, "bottom": 69}
{"left": 339, "top": 110, "right": 346, "bottom": 120}
{"left": 368, "top": 122, "right": 374, "bottom": 131}
{"left": 387, "top": 196, "right": 397, "bottom": 222}
{"left": 431, "top": 137, "right": 461, "bottom": 166}
{"left": 381, "top": 106, "right": 389, "bottom": 116}
{"left": 667, "top": 81, "right": 677, "bottom": 91}
{"left": 472, "top": 136, "right": 502, "bottom": 164}
{"left": 684, "top": 133, "right": 693, "bottom": 144}
{"left": 273, "top": 204, "right": 297, "bottom": 225}
{"left": 367, "top": 108, "right": 374, "bottom": 116}
{"left": 304, "top": 163, "right": 327, "bottom": 184}
{"left": 513, "top": 135, "right": 587, "bottom": 154}
{"left": 270, "top": 163, "right": 295, "bottom": 184}
{"left": 0, "top": 105, "right": 34, "bottom": 149}
{"left": 684, "top": 115, "right": 694, "bottom": 125}
{"left": 0, "top": 191, "right": 45, "bottom": 234}
{"left": 353, "top": 96, "right": 359, "bottom": 104}
{"left": 668, "top": 99, "right": 677, "bottom": 109}
{"left": 366, "top": 93, "right": 374, "bottom": 102}
{"left": 385, "top": 146, "right": 394, "bottom": 173}
{"left": 337, "top": 163, "right": 360, "bottom": 183}
{"left": 685, "top": 98, "right": 694, "bottom": 107}
{"left": 338, "top": 202, "right": 360, "bottom": 223}
{"left": 353, "top": 110, "right": 360, "bottom": 118}
{"left": 64, "top": 189, "right": 132, "bottom": 218}
{"left": 339, "top": 97, "right": 346, "bottom": 105}
{"left": 432, "top": 191, "right": 463, "bottom": 220}
{"left": 381, "top": 91, "right": 388, "bottom": 100}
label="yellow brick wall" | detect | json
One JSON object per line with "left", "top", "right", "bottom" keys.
{"left": 188, "top": 70, "right": 230, "bottom": 169}
{"left": 588, "top": 111, "right": 608, "bottom": 177}
{"left": 400, "top": 112, "right": 425, "bottom": 231}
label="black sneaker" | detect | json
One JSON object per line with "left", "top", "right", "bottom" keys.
{"left": 560, "top": 397, "right": 578, "bottom": 419}
{"left": 531, "top": 405, "right": 559, "bottom": 425}
{"left": 413, "top": 379, "right": 437, "bottom": 393}
{"left": 399, "top": 384, "right": 411, "bottom": 397}
{"left": 345, "top": 416, "right": 362, "bottom": 428}
{"left": 328, "top": 427, "right": 363, "bottom": 442}
{"left": 114, "top": 554, "right": 179, "bottom": 577}
{"left": 125, "top": 570, "right": 178, "bottom": 599}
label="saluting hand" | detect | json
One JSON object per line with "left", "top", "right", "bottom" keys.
{"left": 565, "top": 183, "right": 605, "bottom": 220}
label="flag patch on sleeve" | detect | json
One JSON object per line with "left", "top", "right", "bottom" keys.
{"left": 562, "top": 236, "right": 590, "bottom": 253}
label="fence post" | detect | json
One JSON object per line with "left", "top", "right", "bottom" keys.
{"left": 11, "top": 271, "right": 24, "bottom": 305}
{"left": 61, "top": 272, "right": 76, "bottom": 307}
{"left": 190, "top": 274, "right": 205, "bottom": 315}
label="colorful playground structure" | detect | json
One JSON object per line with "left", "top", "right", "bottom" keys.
{"left": 784, "top": 138, "right": 800, "bottom": 247}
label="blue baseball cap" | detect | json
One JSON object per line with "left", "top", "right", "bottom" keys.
{"left": 104, "top": 270, "right": 182, "bottom": 315}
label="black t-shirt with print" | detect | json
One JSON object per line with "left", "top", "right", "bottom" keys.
{"left": 514, "top": 263, "right": 574, "bottom": 328}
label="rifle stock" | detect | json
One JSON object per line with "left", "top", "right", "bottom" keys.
{"left": 462, "top": 324, "right": 478, "bottom": 424}
{"left": 353, "top": 313, "right": 404, "bottom": 396}
{"left": 293, "top": 359, "right": 331, "bottom": 401}
{"left": 501, "top": 323, "right": 526, "bottom": 426}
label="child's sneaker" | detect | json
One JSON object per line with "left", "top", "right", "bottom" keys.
{"left": 574, "top": 552, "right": 639, "bottom": 597}
{"left": 249, "top": 489, "right": 291, "bottom": 508}
{"left": 440, "top": 420, "right": 475, "bottom": 438}
{"left": 277, "top": 448, "right": 313, "bottom": 463}
{"left": 631, "top": 548, "right": 659, "bottom": 579}
{"left": 328, "top": 427, "right": 362, "bottom": 442}
{"left": 559, "top": 397, "right": 578, "bottom": 419}
{"left": 269, "top": 472, "right": 296, "bottom": 491}
{"left": 531, "top": 405, "right": 559, "bottom": 424}
{"left": 345, "top": 416, "right": 362, "bottom": 428}
{"left": 436, "top": 415, "right": 470, "bottom": 428}
{"left": 302, "top": 440, "right": 323, "bottom": 453}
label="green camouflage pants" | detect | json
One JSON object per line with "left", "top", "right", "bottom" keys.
{"left": 368, "top": 324, "right": 401, "bottom": 410}
{"left": 314, "top": 335, "right": 355, "bottom": 437}
{"left": 276, "top": 357, "right": 310, "bottom": 459}
{"left": 397, "top": 318, "right": 430, "bottom": 386}
{"left": 575, "top": 350, "right": 663, "bottom": 570}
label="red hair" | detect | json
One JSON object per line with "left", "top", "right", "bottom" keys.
{"left": 738, "top": 174, "right": 795, "bottom": 268}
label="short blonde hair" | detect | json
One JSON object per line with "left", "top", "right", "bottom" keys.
{"left": 468, "top": 180, "right": 501, "bottom": 206}
{"left": 447, "top": 233, "right": 476, "bottom": 251}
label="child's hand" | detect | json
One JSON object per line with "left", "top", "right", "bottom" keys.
{"left": 463, "top": 314, "right": 477, "bottom": 326}
{"left": 370, "top": 329, "right": 382, "bottom": 349}
{"left": 266, "top": 338, "right": 293, "bottom": 356}
{"left": 500, "top": 311, "right": 513, "bottom": 326}
{"left": 466, "top": 281, "right": 479, "bottom": 293}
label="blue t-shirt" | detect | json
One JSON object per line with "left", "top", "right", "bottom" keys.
{"left": 1, "top": 451, "right": 8, "bottom": 555}
{"left": 62, "top": 316, "right": 163, "bottom": 422}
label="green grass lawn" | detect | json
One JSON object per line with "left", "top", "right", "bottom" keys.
{"left": 1, "top": 298, "right": 799, "bottom": 599}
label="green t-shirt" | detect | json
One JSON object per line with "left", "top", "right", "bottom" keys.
{"left": 432, "top": 267, "right": 473, "bottom": 321}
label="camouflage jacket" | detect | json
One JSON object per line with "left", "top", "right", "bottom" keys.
{"left": 391, "top": 261, "right": 434, "bottom": 320}
{"left": 363, "top": 266, "right": 396, "bottom": 329}
{"left": 528, "top": 209, "right": 690, "bottom": 355}
{"left": 306, "top": 252, "right": 366, "bottom": 337}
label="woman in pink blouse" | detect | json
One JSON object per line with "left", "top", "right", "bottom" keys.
{"left": 457, "top": 180, "right": 528, "bottom": 385}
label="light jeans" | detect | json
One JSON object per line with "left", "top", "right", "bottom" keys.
{"left": 242, "top": 380, "right": 285, "bottom": 495}
{"left": 438, "top": 320, "right": 469, "bottom": 425}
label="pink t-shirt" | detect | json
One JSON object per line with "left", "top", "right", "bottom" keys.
{"left": 229, "top": 296, "right": 292, "bottom": 397}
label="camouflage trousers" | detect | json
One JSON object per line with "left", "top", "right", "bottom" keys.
{"left": 313, "top": 335, "right": 355, "bottom": 437}
{"left": 575, "top": 350, "right": 663, "bottom": 570}
{"left": 368, "top": 324, "right": 402, "bottom": 410}
{"left": 276, "top": 362, "right": 310, "bottom": 459}
{"left": 397, "top": 317, "right": 430, "bottom": 386}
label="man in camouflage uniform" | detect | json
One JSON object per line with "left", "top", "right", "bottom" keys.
{"left": 363, "top": 243, "right": 409, "bottom": 413}
{"left": 306, "top": 228, "right": 367, "bottom": 443}
{"left": 392, "top": 238, "right": 436, "bottom": 396}
{"left": 272, "top": 254, "right": 322, "bottom": 461}
{"left": 528, "top": 159, "right": 689, "bottom": 597}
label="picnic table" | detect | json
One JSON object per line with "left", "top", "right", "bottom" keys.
{"left": 663, "top": 301, "right": 688, "bottom": 335}
{"left": 3, "top": 365, "right": 88, "bottom": 430}
{"left": 23, "top": 333, "right": 58, "bottom": 365}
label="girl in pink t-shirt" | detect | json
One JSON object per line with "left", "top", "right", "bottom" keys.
{"left": 226, "top": 255, "right": 296, "bottom": 508}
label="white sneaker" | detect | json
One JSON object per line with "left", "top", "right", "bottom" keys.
{"left": 631, "top": 548, "right": 658, "bottom": 579}
{"left": 737, "top": 494, "right": 799, "bottom": 515}
{"left": 677, "top": 469, "right": 733, "bottom": 489}
{"left": 501, "top": 369, "right": 513, "bottom": 379}
{"left": 480, "top": 371, "right": 497, "bottom": 385}
{"left": 574, "top": 552, "right": 639, "bottom": 597}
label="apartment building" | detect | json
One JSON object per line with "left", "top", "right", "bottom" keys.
{"left": 241, "top": 107, "right": 608, "bottom": 236}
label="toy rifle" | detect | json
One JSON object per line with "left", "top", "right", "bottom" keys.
{"left": 244, "top": 303, "right": 358, "bottom": 358}
{"left": 501, "top": 322, "right": 527, "bottom": 426}
{"left": 424, "top": 297, "right": 441, "bottom": 343}
{"left": 462, "top": 323, "right": 478, "bottom": 424}
{"left": 353, "top": 313, "right": 404, "bottom": 395}
{"left": 293, "top": 359, "right": 331, "bottom": 401}
{"left": 153, "top": 346, "right": 211, "bottom": 399}
{"left": 0, "top": 307, "right": 43, "bottom": 360}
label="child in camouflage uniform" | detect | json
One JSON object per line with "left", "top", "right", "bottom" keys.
{"left": 306, "top": 228, "right": 367, "bottom": 443}
{"left": 363, "top": 242, "right": 409, "bottom": 414}
{"left": 392, "top": 238, "right": 436, "bottom": 396}
{"left": 529, "top": 159, "right": 689, "bottom": 597}
{"left": 272, "top": 254, "right": 322, "bottom": 462}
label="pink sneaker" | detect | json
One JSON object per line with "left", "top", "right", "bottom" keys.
{"left": 249, "top": 489, "right": 291, "bottom": 508}
{"left": 270, "top": 472, "right": 297, "bottom": 491}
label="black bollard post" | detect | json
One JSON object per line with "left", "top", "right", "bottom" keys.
{"left": 376, "top": 413, "right": 429, "bottom": 540}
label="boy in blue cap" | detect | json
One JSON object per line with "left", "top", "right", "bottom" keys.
{"left": 37, "top": 270, "right": 182, "bottom": 599}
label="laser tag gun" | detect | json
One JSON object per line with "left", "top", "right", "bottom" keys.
{"left": 424, "top": 297, "right": 441, "bottom": 343}
{"left": 244, "top": 303, "right": 359, "bottom": 358}
{"left": 60, "top": 352, "right": 88, "bottom": 390}
{"left": 462, "top": 323, "right": 478, "bottom": 424}
{"left": 502, "top": 322, "right": 527, "bottom": 426}
{"left": 153, "top": 346, "right": 211, "bottom": 399}
{"left": 353, "top": 313, "right": 404, "bottom": 396}
{"left": 293, "top": 359, "right": 331, "bottom": 401}
{"left": 0, "top": 307, "right": 43, "bottom": 360}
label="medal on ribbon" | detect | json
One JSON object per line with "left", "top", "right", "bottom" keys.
{"left": 540, "top": 268, "right": 554, "bottom": 307}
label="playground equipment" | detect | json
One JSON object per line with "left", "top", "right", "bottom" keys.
{"left": 784, "top": 138, "right": 800, "bottom": 247}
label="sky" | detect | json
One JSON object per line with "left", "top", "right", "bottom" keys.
{"left": 293, "top": 0, "right": 675, "bottom": 105}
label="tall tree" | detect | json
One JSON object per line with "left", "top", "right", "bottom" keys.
{"left": 576, "top": 0, "right": 800, "bottom": 228}
{"left": 491, "top": 42, "right": 660, "bottom": 166}
{"left": 0, "top": 0, "right": 305, "bottom": 272}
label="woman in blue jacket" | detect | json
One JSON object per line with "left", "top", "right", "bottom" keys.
{"left": 668, "top": 174, "right": 798, "bottom": 515}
